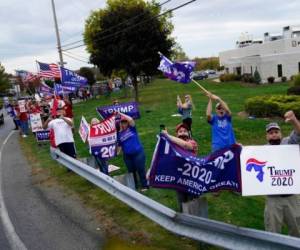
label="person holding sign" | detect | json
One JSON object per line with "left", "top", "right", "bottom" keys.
{"left": 43, "top": 106, "right": 76, "bottom": 159}
{"left": 206, "top": 92, "right": 236, "bottom": 152}
{"left": 117, "top": 112, "right": 148, "bottom": 191}
{"left": 264, "top": 110, "right": 300, "bottom": 237}
{"left": 161, "top": 123, "right": 198, "bottom": 212}
{"left": 90, "top": 118, "right": 109, "bottom": 175}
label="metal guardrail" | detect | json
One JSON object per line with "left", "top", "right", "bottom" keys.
{"left": 50, "top": 147, "right": 300, "bottom": 250}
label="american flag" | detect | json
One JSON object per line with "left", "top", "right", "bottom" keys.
{"left": 37, "top": 61, "right": 61, "bottom": 78}
{"left": 24, "top": 72, "right": 39, "bottom": 83}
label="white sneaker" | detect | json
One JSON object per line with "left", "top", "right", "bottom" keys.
{"left": 22, "top": 135, "right": 28, "bottom": 138}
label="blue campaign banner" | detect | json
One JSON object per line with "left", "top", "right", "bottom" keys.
{"left": 149, "top": 134, "right": 242, "bottom": 196}
{"left": 96, "top": 102, "right": 140, "bottom": 119}
{"left": 54, "top": 84, "right": 77, "bottom": 95}
{"left": 60, "top": 67, "right": 87, "bottom": 87}
{"left": 158, "top": 54, "right": 195, "bottom": 84}
{"left": 36, "top": 130, "right": 50, "bottom": 142}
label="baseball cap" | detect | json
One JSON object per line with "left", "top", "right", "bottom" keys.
{"left": 175, "top": 123, "right": 189, "bottom": 132}
{"left": 266, "top": 122, "right": 281, "bottom": 132}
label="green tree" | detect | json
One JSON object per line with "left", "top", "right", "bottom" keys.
{"left": 0, "top": 63, "right": 10, "bottom": 94}
{"left": 171, "top": 43, "right": 188, "bottom": 61}
{"left": 253, "top": 69, "right": 261, "bottom": 84}
{"left": 78, "top": 67, "right": 96, "bottom": 86}
{"left": 194, "top": 57, "right": 220, "bottom": 71}
{"left": 84, "top": 0, "right": 174, "bottom": 101}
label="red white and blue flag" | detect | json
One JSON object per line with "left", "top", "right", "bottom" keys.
{"left": 37, "top": 62, "right": 61, "bottom": 78}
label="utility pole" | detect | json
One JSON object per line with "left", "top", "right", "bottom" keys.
{"left": 51, "top": 0, "right": 64, "bottom": 66}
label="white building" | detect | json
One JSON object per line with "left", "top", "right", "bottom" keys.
{"left": 219, "top": 25, "right": 300, "bottom": 83}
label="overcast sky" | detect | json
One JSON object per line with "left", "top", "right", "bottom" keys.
{"left": 1, "top": 0, "right": 299, "bottom": 74}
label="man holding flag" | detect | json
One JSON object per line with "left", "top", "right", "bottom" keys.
{"left": 160, "top": 123, "right": 198, "bottom": 211}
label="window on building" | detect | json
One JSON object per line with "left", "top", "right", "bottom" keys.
{"left": 277, "top": 64, "right": 282, "bottom": 77}
{"left": 298, "top": 62, "right": 300, "bottom": 73}
{"left": 236, "top": 67, "right": 241, "bottom": 76}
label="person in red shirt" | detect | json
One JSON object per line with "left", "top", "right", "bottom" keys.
{"left": 63, "top": 95, "right": 73, "bottom": 118}
{"left": 15, "top": 102, "right": 29, "bottom": 138}
{"left": 161, "top": 123, "right": 198, "bottom": 211}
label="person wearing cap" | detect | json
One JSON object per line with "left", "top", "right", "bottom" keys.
{"left": 90, "top": 118, "right": 109, "bottom": 175}
{"left": 264, "top": 110, "right": 300, "bottom": 237}
{"left": 177, "top": 94, "right": 194, "bottom": 135}
{"left": 117, "top": 112, "right": 148, "bottom": 191}
{"left": 161, "top": 123, "right": 198, "bottom": 211}
{"left": 43, "top": 106, "right": 76, "bottom": 159}
{"left": 206, "top": 91, "right": 236, "bottom": 152}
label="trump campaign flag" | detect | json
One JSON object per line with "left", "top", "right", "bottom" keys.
{"left": 39, "top": 82, "right": 53, "bottom": 95}
{"left": 158, "top": 54, "right": 195, "bottom": 84}
{"left": 61, "top": 67, "right": 87, "bottom": 87}
{"left": 54, "top": 84, "right": 77, "bottom": 95}
{"left": 88, "top": 115, "right": 117, "bottom": 160}
{"left": 149, "top": 134, "right": 242, "bottom": 196}
{"left": 96, "top": 102, "right": 140, "bottom": 119}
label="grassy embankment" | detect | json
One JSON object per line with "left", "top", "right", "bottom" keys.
{"left": 21, "top": 78, "right": 292, "bottom": 249}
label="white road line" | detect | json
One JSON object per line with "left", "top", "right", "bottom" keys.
{"left": 0, "top": 131, "right": 28, "bottom": 250}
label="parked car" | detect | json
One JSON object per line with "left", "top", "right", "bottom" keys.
{"left": 192, "top": 71, "right": 208, "bottom": 80}
{"left": 205, "top": 69, "right": 216, "bottom": 75}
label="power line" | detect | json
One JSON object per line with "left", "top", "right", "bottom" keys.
{"left": 62, "top": 51, "right": 91, "bottom": 64}
{"left": 63, "top": 0, "right": 196, "bottom": 51}
{"left": 61, "top": 0, "right": 172, "bottom": 48}
{"left": 62, "top": 50, "right": 90, "bottom": 60}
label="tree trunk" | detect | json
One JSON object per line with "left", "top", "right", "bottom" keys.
{"left": 132, "top": 76, "right": 139, "bottom": 103}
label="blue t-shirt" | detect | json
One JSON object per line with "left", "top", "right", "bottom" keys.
{"left": 117, "top": 126, "right": 143, "bottom": 154}
{"left": 208, "top": 114, "right": 236, "bottom": 151}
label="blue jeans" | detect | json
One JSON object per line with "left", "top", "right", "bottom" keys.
{"left": 19, "top": 120, "right": 29, "bottom": 135}
{"left": 123, "top": 150, "right": 148, "bottom": 188}
{"left": 94, "top": 157, "right": 109, "bottom": 175}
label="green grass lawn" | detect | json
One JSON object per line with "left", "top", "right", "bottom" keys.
{"left": 21, "top": 78, "right": 293, "bottom": 249}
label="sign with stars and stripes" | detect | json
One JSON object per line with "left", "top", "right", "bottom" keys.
{"left": 148, "top": 134, "right": 242, "bottom": 196}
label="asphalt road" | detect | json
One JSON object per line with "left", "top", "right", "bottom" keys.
{"left": 0, "top": 116, "right": 104, "bottom": 250}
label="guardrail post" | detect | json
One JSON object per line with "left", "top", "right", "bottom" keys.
{"left": 182, "top": 197, "right": 208, "bottom": 218}
{"left": 113, "top": 173, "right": 136, "bottom": 190}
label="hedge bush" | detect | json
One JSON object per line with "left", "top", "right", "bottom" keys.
{"left": 287, "top": 86, "right": 300, "bottom": 95}
{"left": 219, "top": 73, "right": 240, "bottom": 82}
{"left": 245, "top": 95, "right": 300, "bottom": 118}
{"left": 267, "top": 76, "right": 275, "bottom": 83}
{"left": 241, "top": 73, "right": 254, "bottom": 83}
{"left": 293, "top": 74, "right": 300, "bottom": 86}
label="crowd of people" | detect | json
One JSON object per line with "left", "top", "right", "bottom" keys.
{"left": 6, "top": 88, "right": 300, "bottom": 238}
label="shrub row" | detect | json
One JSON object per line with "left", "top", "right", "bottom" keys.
{"left": 219, "top": 73, "right": 240, "bottom": 82}
{"left": 245, "top": 95, "right": 300, "bottom": 118}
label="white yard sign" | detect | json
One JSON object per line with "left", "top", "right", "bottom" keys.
{"left": 30, "top": 113, "right": 43, "bottom": 132}
{"left": 240, "top": 145, "right": 300, "bottom": 196}
{"left": 18, "top": 100, "right": 26, "bottom": 113}
{"left": 78, "top": 116, "right": 89, "bottom": 143}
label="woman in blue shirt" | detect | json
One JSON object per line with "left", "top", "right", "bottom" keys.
{"left": 117, "top": 112, "right": 148, "bottom": 191}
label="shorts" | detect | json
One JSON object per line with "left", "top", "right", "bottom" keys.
{"left": 57, "top": 142, "right": 76, "bottom": 158}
